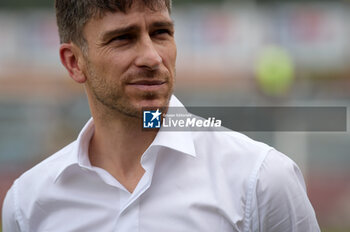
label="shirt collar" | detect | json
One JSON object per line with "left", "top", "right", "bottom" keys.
{"left": 54, "top": 117, "right": 95, "bottom": 182}
{"left": 54, "top": 95, "right": 196, "bottom": 182}
{"left": 151, "top": 95, "right": 196, "bottom": 157}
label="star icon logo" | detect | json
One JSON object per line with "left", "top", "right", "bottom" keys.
{"left": 151, "top": 109, "right": 162, "bottom": 122}
{"left": 143, "top": 109, "right": 162, "bottom": 129}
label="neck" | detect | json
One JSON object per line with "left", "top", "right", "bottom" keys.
{"left": 88, "top": 104, "right": 158, "bottom": 193}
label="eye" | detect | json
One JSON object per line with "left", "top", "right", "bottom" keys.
{"left": 109, "top": 34, "right": 134, "bottom": 43}
{"left": 152, "top": 29, "right": 173, "bottom": 37}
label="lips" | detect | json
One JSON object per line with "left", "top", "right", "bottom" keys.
{"left": 127, "top": 80, "right": 167, "bottom": 91}
{"left": 128, "top": 80, "right": 166, "bottom": 85}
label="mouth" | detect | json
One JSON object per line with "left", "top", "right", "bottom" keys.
{"left": 127, "top": 80, "right": 167, "bottom": 91}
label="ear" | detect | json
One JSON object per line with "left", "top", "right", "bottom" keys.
{"left": 59, "top": 43, "right": 87, "bottom": 83}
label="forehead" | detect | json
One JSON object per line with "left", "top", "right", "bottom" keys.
{"left": 84, "top": 2, "right": 172, "bottom": 39}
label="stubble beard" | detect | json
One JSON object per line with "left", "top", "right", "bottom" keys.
{"left": 85, "top": 59, "right": 174, "bottom": 119}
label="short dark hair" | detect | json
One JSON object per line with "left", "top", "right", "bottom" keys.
{"left": 55, "top": 0, "right": 172, "bottom": 47}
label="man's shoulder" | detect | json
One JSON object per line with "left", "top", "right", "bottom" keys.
{"left": 15, "top": 141, "right": 77, "bottom": 189}
{"left": 193, "top": 129, "right": 273, "bottom": 158}
{"left": 191, "top": 129, "right": 274, "bottom": 177}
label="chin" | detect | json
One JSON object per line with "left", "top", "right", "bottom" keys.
{"left": 122, "top": 90, "right": 172, "bottom": 117}
{"left": 136, "top": 97, "right": 169, "bottom": 110}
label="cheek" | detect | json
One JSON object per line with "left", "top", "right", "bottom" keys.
{"left": 110, "top": 52, "right": 135, "bottom": 74}
{"left": 169, "top": 43, "right": 177, "bottom": 62}
{"left": 94, "top": 48, "right": 133, "bottom": 73}
{"left": 161, "top": 44, "right": 177, "bottom": 70}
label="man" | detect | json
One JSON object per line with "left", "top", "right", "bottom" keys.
{"left": 2, "top": 0, "right": 320, "bottom": 231}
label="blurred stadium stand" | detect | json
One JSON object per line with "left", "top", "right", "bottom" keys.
{"left": 1, "top": 1, "right": 350, "bottom": 231}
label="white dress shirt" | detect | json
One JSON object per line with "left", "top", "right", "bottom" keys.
{"left": 2, "top": 96, "right": 320, "bottom": 232}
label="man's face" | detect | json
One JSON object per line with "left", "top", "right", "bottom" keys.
{"left": 81, "top": 2, "right": 176, "bottom": 118}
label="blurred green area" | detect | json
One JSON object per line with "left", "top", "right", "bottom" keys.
{"left": 322, "top": 229, "right": 350, "bottom": 232}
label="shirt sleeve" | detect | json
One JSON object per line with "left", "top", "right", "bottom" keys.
{"left": 2, "top": 183, "right": 22, "bottom": 232}
{"left": 255, "top": 149, "right": 320, "bottom": 232}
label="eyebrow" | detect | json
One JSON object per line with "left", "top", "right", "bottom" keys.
{"left": 100, "top": 25, "right": 139, "bottom": 42}
{"left": 151, "top": 21, "right": 174, "bottom": 29}
{"left": 100, "top": 20, "right": 175, "bottom": 42}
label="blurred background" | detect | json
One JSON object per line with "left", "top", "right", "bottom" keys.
{"left": 1, "top": 0, "right": 350, "bottom": 231}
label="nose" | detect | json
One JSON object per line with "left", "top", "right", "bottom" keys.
{"left": 134, "top": 36, "right": 162, "bottom": 70}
